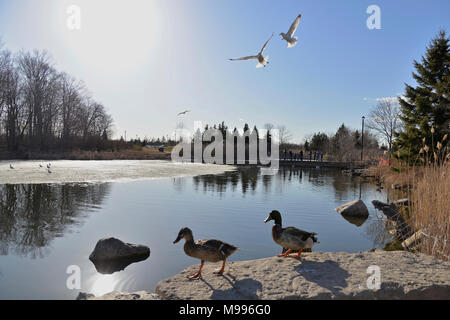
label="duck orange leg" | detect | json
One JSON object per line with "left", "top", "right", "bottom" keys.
{"left": 277, "top": 249, "right": 292, "bottom": 258}
{"left": 188, "top": 261, "right": 204, "bottom": 279}
{"left": 288, "top": 248, "right": 303, "bottom": 258}
{"left": 214, "top": 259, "right": 226, "bottom": 275}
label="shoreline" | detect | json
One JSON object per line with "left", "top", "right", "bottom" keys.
{"left": 79, "top": 250, "right": 450, "bottom": 300}
{"left": 0, "top": 150, "right": 172, "bottom": 161}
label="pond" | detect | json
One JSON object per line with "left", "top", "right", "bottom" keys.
{"left": 0, "top": 165, "right": 392, "bottom": 299}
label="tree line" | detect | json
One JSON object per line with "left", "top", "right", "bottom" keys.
{"left": 0, "top": 43, "right": 113, "bottom": 154}
{"left": 137, "top": 120, "right": 382, "bottom": 162}
{"left": 303, "top": 124, "right": 380, "bottom": 161}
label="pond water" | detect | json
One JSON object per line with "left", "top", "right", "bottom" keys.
{"left": 0, "top": 166, "right": 392, "bottom": 299}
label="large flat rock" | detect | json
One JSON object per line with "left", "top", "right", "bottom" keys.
{"left": 155, "top": 251, "right": 450, "bottom": 300}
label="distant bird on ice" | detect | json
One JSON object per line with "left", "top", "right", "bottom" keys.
{"left": 39, "top": 164, "right": 43, "bottom": 168}
{"left": 10, "top": 164, "right": 14, "bottom": 169}
{"left": 280, "top": 14, "right": 302, "bottom": 48}
{"left": 48, "top": 169, "right": 52, "bottom": 174}
{"left": 230, "top": 33, "right": 274, "bottom": 68}
{"left": 177, "top": 110, "right": 190, "bottom": 116}
{"left": 47, "top": 163, "right": 51, "bottom": 169}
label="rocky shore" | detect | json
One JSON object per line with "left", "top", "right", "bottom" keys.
{"left": 80, "top": 250, "right": 450, "bottom": 300}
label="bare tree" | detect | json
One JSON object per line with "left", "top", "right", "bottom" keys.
{"left": 1, "top": 45, "right": 113, "bottom": 153}
{"left": 366, "top": 98, "right": 402, "bottom": 150}
{"left": 277, "top": 125, "right": 292, "bottom": 145}
{"left": 262, "top": 123, "right": 274, "bottom": 141}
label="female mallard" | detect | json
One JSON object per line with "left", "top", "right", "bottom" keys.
{"left": 173, "top": 227, "right": 240, "bottom": 279}
{"left": 264, "top": 210, "right": 318, "bottom": 258}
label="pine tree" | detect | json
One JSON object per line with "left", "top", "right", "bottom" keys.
{"left": 395, "top": 30, "right": 450, "bottom": 159}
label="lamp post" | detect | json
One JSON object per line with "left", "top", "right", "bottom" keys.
{"left": 361, "top": 116, "right": 365, "bottom": 162}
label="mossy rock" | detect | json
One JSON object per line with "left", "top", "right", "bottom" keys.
{"left": 383, "top": 239, "right": 404, "bottom": 251}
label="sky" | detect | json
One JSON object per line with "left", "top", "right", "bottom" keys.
{"left": 0, "top": 0, "right": 449, "bottom": 142}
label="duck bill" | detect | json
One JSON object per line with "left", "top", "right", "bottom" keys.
{"left": 173, "top": 235, "right": 182, "bottom": 244}
{"left": 264, "top": 216, "right": 272, "bottom": 223}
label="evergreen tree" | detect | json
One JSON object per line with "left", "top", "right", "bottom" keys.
{"left": 353, "top": 130, "right": 361, "bottom": 149}
{"left": 395, "top": 30, "right": 450, "bottom": 159}
{"left": 304, "top": 140, "right": 309, "bottom": 151}
{"left": 310, "top": 132, "right": 329, "bottom": 152}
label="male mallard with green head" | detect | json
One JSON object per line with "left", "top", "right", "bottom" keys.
{"left": 173, "top": 227, "right": 240, "bottom": 279}
{"left": 264, "top": 210, "right": 318, "bottom": 258}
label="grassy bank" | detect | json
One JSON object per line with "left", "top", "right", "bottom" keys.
{"left": 0, "top": 147, "right": 173, "bottom": 161}
{"left": 369, "top": 138, "right": 449, "bottom": 261}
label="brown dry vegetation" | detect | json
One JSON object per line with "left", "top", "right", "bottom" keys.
{"left": 370, "top": 135, "right": 449, "bottom": 261}
{"left": 0, "top": 147, "right": 173, "bottom": 161}
{"left": 67, "top": 148, "right": 172, "bottom": 160}
{"left": 410, "top": 164, "right": 449, "bottom": 260}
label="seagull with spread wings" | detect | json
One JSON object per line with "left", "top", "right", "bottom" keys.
{"left": 177, "top": 110, "right": 190, "bottom": 116}
{"left": 230, "top": 33, "right": 274, "bottom": 68}
{"left": 280, "top": 14, "right": 302, "bottom": 48}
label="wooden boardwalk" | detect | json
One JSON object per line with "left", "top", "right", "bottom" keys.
{"left": 277, "top": 160, "right": 356, "bottom": 169}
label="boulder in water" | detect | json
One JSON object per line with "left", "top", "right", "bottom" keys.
{"left": 336, "top": 199, "right": 369, "bottom": 217}
{"left": 89, "top": 237, "right": 150, "bottom": 262}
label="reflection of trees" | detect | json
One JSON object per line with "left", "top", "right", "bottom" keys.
{"left": 0, "top": 183, "right": 111, "bottom": 258}
{"left": 191, "top": 166, "right": 336, "bottom": 196}
{"left": 191, "top": 166, "right": 391, "bottom": 248}
{"left": 192, "top": 167, "right": 385, "bottom": 222}
{"left": 362, "top": 215, "right": 395, "bottom": 248}
{"left": 192, "top": 167, "right": 261, "bottom": 195}
{"left": 192, "top": 167, "right": 370, "bottom": 197}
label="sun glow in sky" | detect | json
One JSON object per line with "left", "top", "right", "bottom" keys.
{"left": 57, "top": 1, "right": 160, "bottom": 74}
{"left": 0, "top": 0, "right": 449, "bottom": 142}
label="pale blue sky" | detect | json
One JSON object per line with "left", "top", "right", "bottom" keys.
{"left": 0, "top": 0, "right": 449, "bottom": 142}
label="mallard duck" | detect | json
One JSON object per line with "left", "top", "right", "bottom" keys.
{"left": 173, "top": 227, "right": 240, "bottom": 279}
{"left": 264, "top": 210, "right": 318, "bottom": 258}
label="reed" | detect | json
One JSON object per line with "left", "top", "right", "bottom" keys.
{"left": 377, "top": 131, "right": 449, "bottom": 260}
{"left": 409, "top": 163, "right": 449, "bottom": 260}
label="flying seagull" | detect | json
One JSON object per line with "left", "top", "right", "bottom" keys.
{"left": 177, "top": 110, "right": 190, "bottom": 116}
{"left": 280, "top": 14, "right": 302, "bottom": 48}
{"left": 230, "top": 33, "right": 274, "bottom": 68}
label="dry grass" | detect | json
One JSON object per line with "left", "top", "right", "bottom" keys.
{"left": 372, "top": 133, "right": 449, "bottom": 261}
{"left": 408, "top": 164, "right": 450, "bottom": 261}
{"left": 68, "top": 148, "right": 172, "bottom": 160}
{"left": 368, "top": 159, "right": 424, "bottom": 189}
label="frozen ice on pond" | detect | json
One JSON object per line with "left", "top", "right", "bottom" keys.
{"left": 0, "top": 160, "right": 235, "bottom": 184}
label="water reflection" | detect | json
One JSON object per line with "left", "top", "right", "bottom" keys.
{"left": 190, "top": 166, "right": 381, "bottom": 202}
{"left": 90, "top": 254, "right": 150, "bottom": 275}
{"left": 0, "top": 183, "right": 111, "bottom": 258}
{"left": 87, "top": 273, "right": 120, "bottom": 297}
{"left": 189, "top": 166, "right": 392, "bottom": 247}
{"left": 0, "top": 167, "right": 395, "bottom": 299}
{"left": 341, "top": 215, "right": 368, "bottom": 227}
